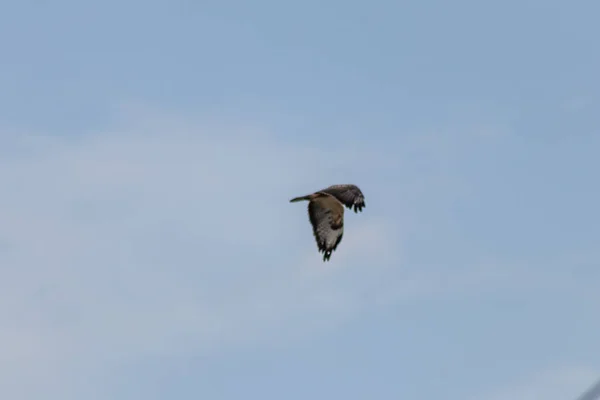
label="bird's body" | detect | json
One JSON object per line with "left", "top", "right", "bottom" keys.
{"left": 290, "top": 184, "right": 366, "bottom": 261}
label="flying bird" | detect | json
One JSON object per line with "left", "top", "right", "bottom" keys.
{"left": 290, "top": 184, "right": 366, "bottom": 261}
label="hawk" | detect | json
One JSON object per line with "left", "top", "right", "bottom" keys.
{"left": 290, "top": 184, "right": 366, "bottom": 261}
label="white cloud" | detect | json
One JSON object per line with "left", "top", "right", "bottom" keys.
{"left": 0, "top": 109, "right": 407, "bottom": 398}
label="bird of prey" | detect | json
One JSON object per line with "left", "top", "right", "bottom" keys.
{"left": 290, "top": 184, "right": 366, "bottom": 261}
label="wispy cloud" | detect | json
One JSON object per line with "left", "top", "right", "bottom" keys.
{"left": 0, "top": 109, "right": 411, "bottom": 398}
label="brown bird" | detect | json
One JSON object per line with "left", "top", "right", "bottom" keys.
{"left": 290, "top": 184, "right": 366, "bottom": 261}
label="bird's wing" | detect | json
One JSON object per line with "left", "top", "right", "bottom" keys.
{"left": 318, "top": 184, "right": 366, "bottom": 213}
{"left": 308, "top": 194, "right": 345, "bottom": 261}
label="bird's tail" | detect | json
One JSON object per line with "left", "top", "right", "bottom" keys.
{"left": 289, "top": 195, "right": 311, "bottom": 203}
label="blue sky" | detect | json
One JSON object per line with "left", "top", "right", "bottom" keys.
{"left": 1, "top": 0, "right": 599, "bottom": 399}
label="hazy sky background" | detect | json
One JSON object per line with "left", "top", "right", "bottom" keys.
{"left": 1, "top": 1, "right": 599, "bottom": 399}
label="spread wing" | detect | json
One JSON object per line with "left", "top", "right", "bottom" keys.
{"left": 318, "top": 184, "right": 366, "bottom": 213}
{"left": 307, "top": 194, "right": 345, "bottom": 261}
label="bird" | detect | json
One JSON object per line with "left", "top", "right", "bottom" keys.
{"left": 290, "top": 184, "right": 366, "bottom": 261}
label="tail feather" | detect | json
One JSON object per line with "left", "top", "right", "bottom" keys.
{"left": 290, "top": 195, "right": 311, "bottom": 203}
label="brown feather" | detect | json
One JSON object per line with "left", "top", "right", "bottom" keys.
{"left": 307, "top": 193, "right": 345, "bottom": 261}
{"left": 317, "top": 184, "right": 366, "bottom": 213}
{"left": 290, "top": 184, "right": 366, "bottom": 261}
